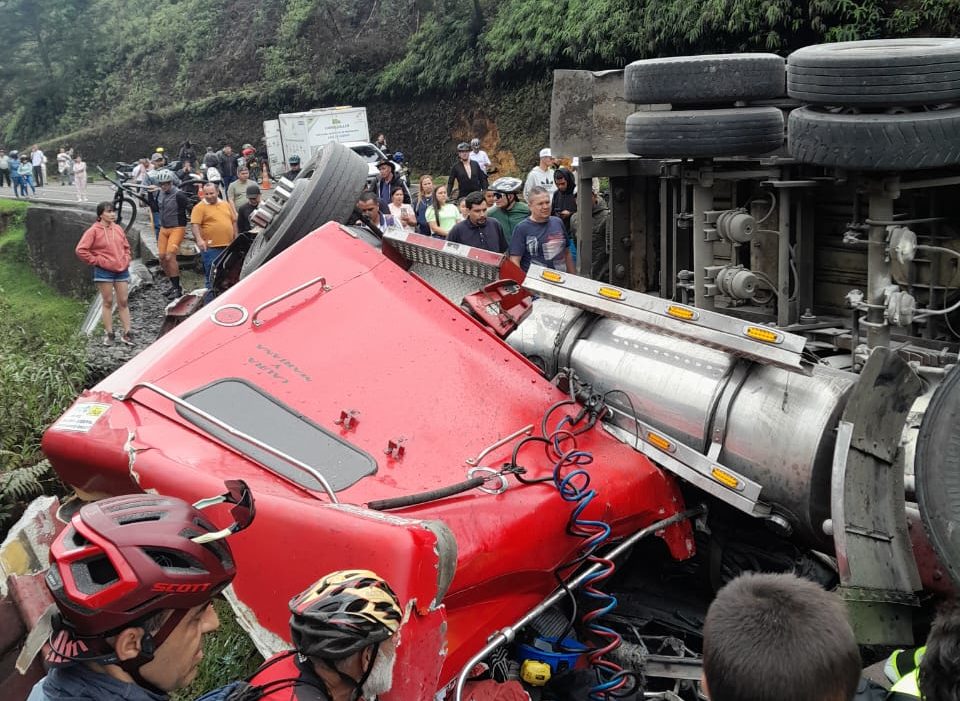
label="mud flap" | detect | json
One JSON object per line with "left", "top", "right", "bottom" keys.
{"left": 831, "top": 347, "right": 922, "bottom": 644}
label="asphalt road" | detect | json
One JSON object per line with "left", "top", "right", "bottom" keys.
{"left": 0, "top": 180, "right": 119, "bottom": 207}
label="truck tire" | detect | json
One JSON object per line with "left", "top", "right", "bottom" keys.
{"left": 787, "top": 38, "right": 960, "bottom": 106}
{"left": 915, "top": 363, "right": 960, "bottom": 589}
{"left": 240, "top": 142, "right": 367, "bottom": 278}
{"left": 625, "top": 107, "right": 784, "bottom": 158}
{"left": 624, "top": 54, "right": 785, "bottom": 105}
{"left": 787, "top": 106, "right": 960, "bottom": 170}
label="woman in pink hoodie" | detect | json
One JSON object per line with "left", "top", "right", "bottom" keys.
{"left": 75, "top": 202, "right": 133, "bottom": 346}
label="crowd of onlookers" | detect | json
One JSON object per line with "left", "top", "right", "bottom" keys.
{"left": 0, "top": 145, "right": 91, "bottom": 200}
{"left": 364, "top": 138, "right": 609, "bottom": 279}
{"left": 67, "top": 133, "right": 612, "bottom": 348}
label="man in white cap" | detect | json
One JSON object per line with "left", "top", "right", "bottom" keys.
{"left": 524, "top": 147, "right": 557, "bottom": 202}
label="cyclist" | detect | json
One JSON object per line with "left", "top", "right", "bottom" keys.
{"left": 282, "top": 155, "right": 302, "bottom": 182}
{"left": 447, "top": 142, "right": 487, "bottom": 199}
{"left": 487, "top": 176, "right": 529, "bottom": 245}
{"left": 27, "top": 482, "right": 255, "bottom": 701}
{"left": 156, "top": 169, "right": 192, "bottom": 299}
{"left": 469, "top": 138, "right": 491, "bottom": 174}
{"left": 142, "top": 167, "right": 182, "bottom": 239}
{"left": 210, "top": 569, "right": 403, "bottom": 701}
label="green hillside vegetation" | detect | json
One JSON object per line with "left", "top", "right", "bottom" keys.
{"left": 2, "top": 0, "right": 958, "bottom": 172}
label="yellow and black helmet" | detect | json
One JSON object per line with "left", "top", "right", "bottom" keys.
{"left": 289, "top": 569, "right": 402, "bottom": 659}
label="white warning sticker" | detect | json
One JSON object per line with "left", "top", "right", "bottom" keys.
{"left": 52, "top": 403, "right": 111, "bottom": 433}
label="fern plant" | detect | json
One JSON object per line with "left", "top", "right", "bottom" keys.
{"left": 0, "top": 458, "right": 51, "bottom": 528}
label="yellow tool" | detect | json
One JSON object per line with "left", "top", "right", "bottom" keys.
{"left": 521, "top": 659, "right": 551, "bottom": 686}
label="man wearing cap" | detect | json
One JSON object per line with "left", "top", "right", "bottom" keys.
{"left": 57, "top": 147, "right": 72, "bottom": 186}
{"left": 283, "top": 154, "right": 302, "bottom": 181}
{"left": 237, "top": 183, "right": 261, "bottom": 234}
{"left": 448, "top": 142, "right": 487, "bottom": 199}
{"left": 524, "top": 148, "right": 557, "bottom": 202}
{"left": 240, "top": 143, "right": 260, "bottom": 181}
{"left": 376, "top": 158, "right": 407, "bottom": 213}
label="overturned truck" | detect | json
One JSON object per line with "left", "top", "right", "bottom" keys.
{"left": 31, "top": 38, "right": 960, "bottom": 701}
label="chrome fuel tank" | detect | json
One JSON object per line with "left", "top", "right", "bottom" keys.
{"left": 509, "top": 302, "right": 857, "bottom": 544}
{"left": 568, "top": 318, "right": 737, "bottom": 451}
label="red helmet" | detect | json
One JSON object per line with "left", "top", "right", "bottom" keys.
{"left": 46, "top": 487, "right": 249, "bottom": 654}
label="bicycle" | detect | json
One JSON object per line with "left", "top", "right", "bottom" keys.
{"left": 96, "top": 165, "right": 153, "bottom": 233}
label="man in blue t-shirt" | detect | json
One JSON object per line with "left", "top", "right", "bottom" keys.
{"left": 508, "top": 186, "right": 574, "bottom": 272}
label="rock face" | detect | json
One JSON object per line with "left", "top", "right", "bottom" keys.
{"left": 37, "top": 81, "right": 553, "bottom": 179}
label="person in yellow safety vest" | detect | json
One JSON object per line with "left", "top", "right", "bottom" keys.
{"left": 882, "top": 601, "right": 960, "bottom": 701}
{"left": 885, "top": 647, "right": 924, "bottom": 699}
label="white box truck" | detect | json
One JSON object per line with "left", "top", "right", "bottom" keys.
{"left": 264, "top": 106, "right": 406, "bottom": 192}
{"left": 266, "top": 106, "right": 369, "bottom": 171}
{"left": 263, "top": 119, "right": 285, "bottom": 178}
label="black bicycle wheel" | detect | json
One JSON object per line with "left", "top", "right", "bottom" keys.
{"left": 116, "top": 195, "right": 138, "bottom": 233}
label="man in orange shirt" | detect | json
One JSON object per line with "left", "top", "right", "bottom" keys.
{"left": 191, "top": 182, "right": 237, "bottom": 301}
